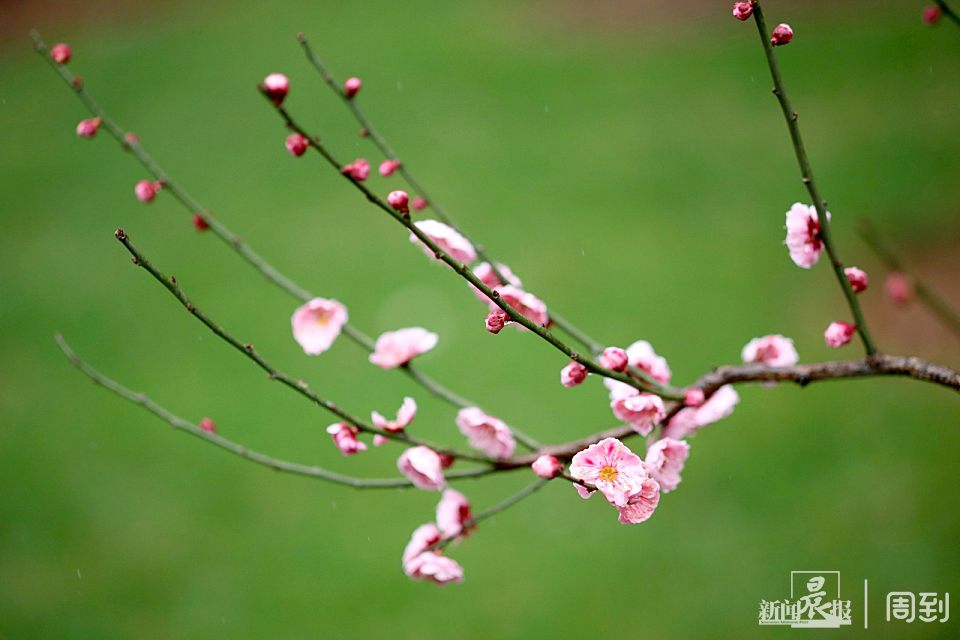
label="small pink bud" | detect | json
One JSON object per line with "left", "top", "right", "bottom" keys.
{"left": 123, "top": 132, "right": 139, "bottom": 147}
{"left": 438, "top": 454, "right": 456, "bottom": 469}
{"left": 135, "top": 179, "right": 161, "bottom": 203}
{"left": 598, "top": 347, "right": 628, "bottom": 372}
{"left": 285, "top": 133, "right": 309, "bottom": 157}
{"left": 924, "top": 6, "right": 942, "bottom": 24}
{"left": 885, "top": 272, "right": 912, "bottom": 307}
{"left": 341, "top": 158, "right": 371, "bottom": 181}
{"left": 684, "top": 388, "right": 705, "bottom": 407}
{"left": 732, "top": 2, "right": 753, "bottom": 21}
{"left": 485, "top": 310, "right": 508, "bottom": 334}
{"left": 412, "top": 196, "right": 428, "bottom": 211}
{"left": 531, "top": 455, "right": 562, "bottom": 479}
{"left": 344, "top": 76, "right": 362, "bottom": 98}
{"left": 76, "top": 117, "right": 101, "bottom": 138}
{"left": 199, "top": 417, "right": 217, "bottom": 434}
{"left": 379, "top": 159, "right": 401, "bottom": 176}
{"left": 51, "top": 43, "right": 72, "bottom": 64}
{"left": 560, "top": 361, "right": 588, "bottom": 387}
{"left": 824, "top": 321, "right": 856, "bottom": 349}
{"left": 844, "top": 266, "right": 869, "bottom": 293}
{"left": 193, "top": 214, "right": 210, "bottom": 231}
{"left": 262, "top": 73, "right": 289, "bottom": 105}
{"left": 387, "top": 190, "right": 409, "bottom": 214}
{"left": 771, "top": 23, "right": 793, "bottom": 46}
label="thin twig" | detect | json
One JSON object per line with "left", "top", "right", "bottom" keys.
{"left": 857, "top": 220, "right": 960, "bottom": 337}
{"left": 296, "top": 34, "right": 605, "bottom": 357}
{"left": 55, "top": 333, "right": 501, "bottom": 489}
{"left": 262, "top": 93, "right": 686, "bottom": 401}
{"left": 750, "top": 3, "right": 879, "bottom": 356}
{"left": 934, "top": 0, "right": 960, "bottom": 27}
{"left": 114, "top": 228, "right": 492, "bottom": 463}
{"left": 28, "top": 31, "right": 540, "bottom": 451}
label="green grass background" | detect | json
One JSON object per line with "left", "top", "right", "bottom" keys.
{"left": 1, "top": 0, "right": 959, "bottom": 637}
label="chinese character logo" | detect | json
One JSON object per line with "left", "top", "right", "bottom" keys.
{"left": 886, "top": 591, "right": 950, "bottom": 624}
{"left": 759, "top": 571, "right": 852, "bottom": 628}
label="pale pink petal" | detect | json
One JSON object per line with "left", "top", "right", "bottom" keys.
{"left": 785, "top": 203, "right": 830, "bottom": 269}
{"left": 531, "top": 455, "right": 563, "bottom": 479}
{"left": 291, "top": 298, "right": 349, "bottom": 355}
{"left": 492, "top": 285, "right": 549, "bottom": 328}
{"left": 470, "top": 262, "right": 522, "bottom": 302}
{"left": 625, "top": 340, "right": 672, "bottom": 384}
{"left": 372, "top": 396, "right": 418, "bottom": 432}
{"left": 663, "top": 385, "right": 740, "bottom": 439}
{"left": 369, "top": 327, "right": 438, "bottom": 369}
{"left": 410, "top": 220, "right": 477, "bottom": 264}
{"left": 403, "top": 552, "right": 464, "bottom": 585}
{"left": 402, "top": 523, "right": 442, "bottom": 565}
{"left": 455, "top": 407, "right": 516, "bottom": 459}
{"left": 436, "top": 489, "right": 473, "bottom": 538}
{"left": 740, "top": 334, "right": 799, "bottom": 367}
{"left": 645, "top": 438, "right": 690, "bottom": 493}
{"left": 616, "top": 478, "right": 661, "bottom": 525}
{"left": 325, "top": 422, "right": 367, "bottom": 456}
{"left": 611, "top": 393, "right": 666, "bottom": 436}
{"left": 574, "top": 484, "right": 596, "bottom": 499}
{"left": 397, "top": 446, "right": 446, "bottom": 490}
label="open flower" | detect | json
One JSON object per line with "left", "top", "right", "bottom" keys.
{"left": 785, "top": 203, "right": 830, "bottom": 268}
{"left": 610, "top": 392, "right": 666, "bottom": 436}
{"left": 436, "top": 489, "right": 473, "bottom": 538}
{"left": 494, "top": 285, "right": 549, "bottom": 327}
{"left": 644, "top": 438, "right": 690, "bottom": 493}
{"left": 369, "top": 327, "right": 438, "bottom": 369}
{"left": 326, "top": 422, "right": 367, "bottom": 456}
{"left": 741, "top": 334, "right": 798, "bottom": 367}
{"left": 662, "top": 385, "right": 740, "bottom": 440}
{"left": 291, "top": 298, "right": 348, "bottom": 355}
{"left": 569, "top": 437, "right": 648, "bottom": 507}
{"left": 397, "top": 446, "right": 446, "bottom": 490}
{"left": 625, "top": 340, "right": 672, "bottom": 384}
{"left": 456, "top": 407, "right": 516, "bottom": 459}
{"left": 410, "top": 220, "right": 477, "bottom": 264}
{"left": 372, "top": 397, "right": 417, "bottom": 433}
{"left": 616, "top": 479, "right": 661, "bottom": 525}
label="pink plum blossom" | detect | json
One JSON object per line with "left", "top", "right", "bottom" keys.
{"left": 885, "top": 272, "right": 912, "bottom": 306}
{"left": 662, "top": 385, "right": 740, "bottom": 440}
{"left": 403, "top": 523, "right": 442, "bottom": 565}
{"left": 284, "top": 133, "right": 308, "bottom": 157}
{"left": 569, "top": 437, "right": 648, "bottom": 507}
{"left": 732, "top": 2, "right": 753, "bottom": 21}
{"left": 824, "top": 321, "right": 856, "bottom": 348}
{"left": 456, "top": 407, "right": 515, "bottom": 459}
{"left": 326, "top": 422, "right": 367, "bottom": 456}
{"left": 404, "top": 550, "right": 464, "bottom": 585}
{"left": 397, "top": 446, "right": 446, "bottom": 490}
{"left": 485, "top": 310, "right": 507, "bottom": 334}
{"left": 644, "top": 438, "right": 689, "bottom": 493}
{"left": 560, "top": 361, "right": 588, "bottom": 387}
{"left": 574, "top": 484, "right": 596, "bottom": 499}
{"left": 436, "top": 489, "right": 473, "bottom": 538}
{"left": 625, "top": 340, "right": 672, "bottom": 384}
{"left": 494, "top": 285, "right": 549, "bottom": 327}
{"left": 388, "top": 189, "right": 409, "bottom": 214}
{"left": 741, "top": 334, "right": 799, "bottom": 367}
{"left": 531, "top": 455, "right": 562, "bottom": 479}
{"left": 379, "top": 159, "right": 401, "bottom": 176}
{"left": 844, "top": 266, "right": 869, "bottom": 293}
{"left": 771, "top": 23, "right": 794, "bottom": 46}
{"left": 410, "top": 219, "right": 477, "bottom": 263}
{"left": 599, "top": 347, "right": 629, "bottom": 372}
{"left": 262, "top": 73, "right": 289, "bottom": 105}
{"left": 785, "top": 203, "right": 830, "bottom": 268}
{"left": 291, "top": 298, "right": 348, "bottom": 355}
{"left": 616, "top": 479, "right": 661, "bottom": 525}
{"left": 372, "top": 396, "right": 417, "bottom": 433}
{"left": 369, "top": 327, "right": 438, "bottom": 369}
{"left": 51, "top": 43, "right": 72, "bottom": 64}
{"left": 76, "top": 117, "right": 101, "bottom": 138}
{"left": 135, "top": 179, "right": 161, "bottom": 203}
{"left": 344, "top": 76, "right": 362, "bottom": 98}
{"left": 611, "top": 392, "right": 666, "bottom": 436}
{"left": 341, "top": 158, "right": 371, "bottom": 181}
{"left": 412, "top": 196, "right": 428, "bottom": 211}
{"left": 199, "top": 417, "right": 217, "bottom": 434}
{"left": 470, "top": 261, "right": 523, "bottom": 302}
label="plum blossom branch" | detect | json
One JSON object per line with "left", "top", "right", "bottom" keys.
{"left": 934, "top": 1, "right": 960, "bottom": 27}
{"left": 55, "top": 333, "right": 501, "bottom": 489}
{"left": 114, "top": 228, "right": 492, "bottom": 463}
{"left": 857, "top": 220, "right": 960, "bottom": 337}
{"left": 29, "top": 31, "right": 540, "bottom": 452}
{"left": 749, "top": 3, "right": 879, "bottom": 356}
{"left": 296, "top": 34, "right": 605, "bottom": 357}
{"left": 261, "top": 94, "right": 686, "bottom": 401}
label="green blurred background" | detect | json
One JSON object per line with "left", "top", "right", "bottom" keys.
{"left": 2, "top": 0, "right": 958, "bottom": 637}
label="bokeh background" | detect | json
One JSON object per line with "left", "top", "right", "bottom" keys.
{"left": 2, "top": 0, "right": 958, "bottom": 637}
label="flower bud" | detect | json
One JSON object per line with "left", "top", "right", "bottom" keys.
{"left": 387, "top": 190, "right": 409, "bottom": 213}
{"left": 412, "top": 196, "right": 428, "bottom": 212}
{"left": 885, "top": 272, "right": 912, "bottom": 307}
{"left": 599, "top": 347, "right": 628, "bottom": 372}
{"left": 135, "top": 179, "right": 161, "bottom": 203}
{"left": 843, "top": 266, "right": 869, "bottom": 293}
{"left": 560, "top": 361, "right": 589, "bottom": 387}
{"left": 76, "top": 117, "right": 101, "bottom": 138}
{"left": 485, "top": 310, "right": 508, "bottom": 334}
{"left": 732, "top": 2, "right": 753, "bottom": 21}
{"left": 344, "top": 76, "right": 362, "bottom": 98}
{"left": 199, "top": 417, "right": 217, "bottom": 434}
{"left": 193, "top": 214, "right": 210, "bottom": 231}
{"left": 285, "top": 133, "right": 309, "bottom": 157}
{"left": 262, "top": 73, "right": 289, "bottom": 105}
{"left": 824, "top": 322, "right": 856, "bottom": 349}
{"left": 379, "top": 159, "right": 401, "bottom": 176}
{"left": 924, "top": 6, "right": 943, "bottom": 24}
{"left": 771, "top": 23, "right": 794, "bottom": 46}
{"left": 51, "top": 43, "right": 72, "bottom": 64}
{"left": 531, "top": 455, "right": 563, "bottom": 479}
{"left": 684, "top": 388, "right": 706, "bottom": 407}
{"left": 341, "top": 158, "right": 371, "bottom": 181}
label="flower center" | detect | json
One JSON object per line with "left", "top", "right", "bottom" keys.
{"left": 599, "top": 465, "right": 618, "bottom": 482}
{"left": 313, "top": 310, "right": 331, "bottom": 326}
